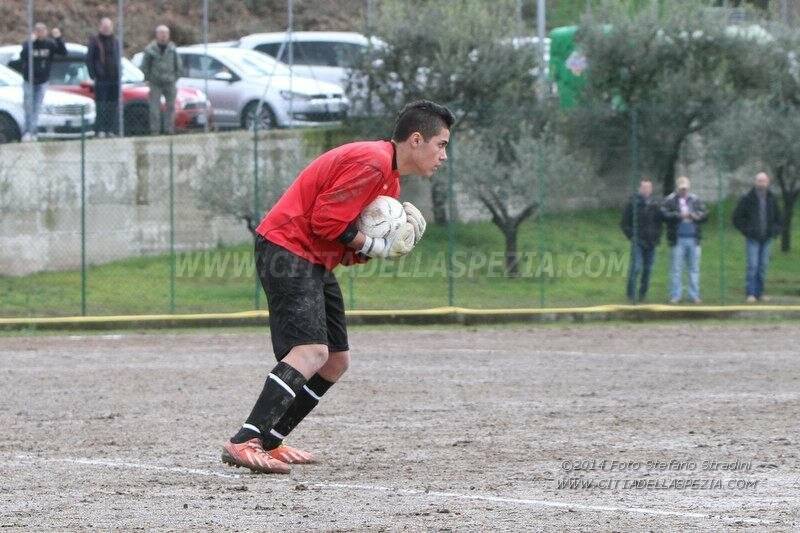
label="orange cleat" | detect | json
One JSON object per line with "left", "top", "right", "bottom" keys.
{"left": 267, "top": 444, "right": 317, "bottom": 464}
{"left": 221, "top": 438, "right": 291, "bottom": 474}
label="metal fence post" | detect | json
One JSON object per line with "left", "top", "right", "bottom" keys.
{"left": 80, "top": 107, "right": 87, "bottom": 316}
{"left": 253, "top": 115, "right": 261, "bottom": 310}
{"left": 348, "top": 267, "right": 355, "bottom": 310}
{"left": 629, "top": 106, "right": 640, "bottom": 304}
{"left": 537, "top": 141, "right": 545, "bottom": 308}
{"left": 169, "top": 139, "right": 176, "bottom": 313}
{"left": 446, "top": 137, "right": 455, "bottom": 307}
{"left": 717, "top": 152, "right": 726, "bottom": 304}
{"left": 117, "top": 0, "right": 125, "bottom": 136}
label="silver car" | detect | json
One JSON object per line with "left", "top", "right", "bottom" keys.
{"left": 175, "top": 46, "right": 348, "bottom": 130}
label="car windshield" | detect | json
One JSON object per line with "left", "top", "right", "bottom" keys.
{"left": 0, "top": 65, "right": 22, "bottom": 86}
{"left": 121, "top": 58, "right": 145, "bottom": 83}
{"left": 224, "top": 51, "right": 291, "bottom": 78}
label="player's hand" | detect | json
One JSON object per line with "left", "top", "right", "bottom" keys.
{"left": 361, "top": 223, "right": 415, "bottom": 259}
{"left": 402, "top": 202, "right": 426, "bottom": 244}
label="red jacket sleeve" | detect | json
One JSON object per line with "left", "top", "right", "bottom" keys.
{"left": 310, "top": 162, "right": 383, "bottom": 241}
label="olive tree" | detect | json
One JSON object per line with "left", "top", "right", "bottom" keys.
{"left": 457, "top": 114, "right": 590, "bottom": 276}
{"left": 712, "top": 27, "right": 800, "bottom": 251}
{"left": 570, "top": 0, "right": 771, "bottom": 194}
{"left": 194, "top": 141, "right": 303, "bottom": 237}
{"left": 348, "top": 0, "right": 540, "bottom": 224}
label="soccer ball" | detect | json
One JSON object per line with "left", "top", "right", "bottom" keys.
{"left": 357, "top": 195, "right": 407, "bottom": 239}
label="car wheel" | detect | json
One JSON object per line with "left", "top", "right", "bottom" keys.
{"left": 242, "top": 102, "right": 276, "bottom": 131}
{"left": 0, "top": 113, "right": 22, "bottom": 144}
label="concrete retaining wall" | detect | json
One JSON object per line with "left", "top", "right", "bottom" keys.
{"left": 0, "top": 129, "right": 436, "bottom": 276}
{"left": 0, "top": 129, "right": 756, "bottom": 276}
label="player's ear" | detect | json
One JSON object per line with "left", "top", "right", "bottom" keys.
{"left": 409, "top": 132, "right": 423, "bottom": 147}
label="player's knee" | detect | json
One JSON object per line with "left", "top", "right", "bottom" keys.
{"left": 306, "top": 345, "right": 330, "bottom": 369}
{"left": 321, "top": 351, "right": 350, "bottom": 381}
{"left": 332, "top": 351, "right": 350, "bottom": 374}
{"left": 287, "top": 344, "right": 329, "bottom": 375}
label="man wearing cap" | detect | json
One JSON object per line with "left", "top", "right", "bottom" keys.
{"left": 661, "top": 176, "right": 708, "bottom": 304}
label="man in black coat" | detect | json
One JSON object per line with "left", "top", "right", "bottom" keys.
{"left": 86, "top": 17, "right": 121, "bottom": 137}
{"left": 732, "top": 172, "right": 782, "bottom": 302}
{"left": 621, "top": 178, "right": 663, "bottom": 302}
{"left": 17, "top": 23, "right": 66, "bottom": 141}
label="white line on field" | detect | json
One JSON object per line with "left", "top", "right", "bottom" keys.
{"left": 8, "top": 455, "right": 772, "bottom": 526}
{"left": 315, "top": 482, "right": 771, "bottom": 525}
{"left": 12, "top": 454, "right": 242, "bottom": 480}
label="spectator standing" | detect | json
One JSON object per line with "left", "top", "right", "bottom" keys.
{"left": 19, "top": 23, "right": 66, "bottom": 141}
{"left": 621, "top": 178, "right": 662, "bottom": 303}
{"left": 86, "top": 17, "right": 121, "bottom": 137}
{"left": 661, "top": 176, "right": 708, "bottom": 304}
{"left": 140, "top": 25, "right": 183, "bottom": 135}
{"left": 732, "top": 172, "right": 782, "bottom": 303}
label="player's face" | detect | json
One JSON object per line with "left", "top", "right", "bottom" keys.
{"left": 413, "top": 128, "right": 450, "bottom": 178}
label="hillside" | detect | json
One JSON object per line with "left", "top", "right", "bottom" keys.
{"left": 0, "top": 0, "right": 365, "bottom": 55}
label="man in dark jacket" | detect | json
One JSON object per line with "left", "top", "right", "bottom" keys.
{"left": 18, "top": 23, "right": 66, "bottom": 141}
{"left": 140, "top": 25, "right": 183, "bottom": 134}
{"left": 661, "top": 176, "right": 708, "bottom": 304}
{"left": 621, "top": 178, "right": 662, "bottom": 303}
{"left": 86, "top": 17, "right": 121, "bottom": 137}
{"left": 732, "top": 172, "right": 782, "bottom": 302}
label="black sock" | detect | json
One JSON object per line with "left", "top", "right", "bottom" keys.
{"left": 261, "top": 374, "right": 335, "bottom": 450}
{"left": 230, "top": 361, "right": 307, "bottom": 444}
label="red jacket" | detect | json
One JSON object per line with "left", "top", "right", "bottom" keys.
{"left": 256, "top": 140, "right": 401, "bottom": 271}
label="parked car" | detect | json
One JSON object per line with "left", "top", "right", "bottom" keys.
{"left": 0, "top": 64, "right": 95, "bottom": 143}
{"left": 171, "top": 46, "right": 348, "bottom": 130}
{"left": 233, "top": 32, "right": 382, "bottom": 87}
{"left": 0, "top": 43, "right": 210, "bottom": 135}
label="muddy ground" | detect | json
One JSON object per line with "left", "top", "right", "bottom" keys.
{"left": 1, "top": 323, "right": 798, "bottom": 531}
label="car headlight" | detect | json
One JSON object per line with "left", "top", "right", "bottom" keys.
{"left": 280, "top": 90, "right": 312, "bottom": 101}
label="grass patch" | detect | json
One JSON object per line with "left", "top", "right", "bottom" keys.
{"left": 1, "top": 203, "right": 798, "bottom": 317}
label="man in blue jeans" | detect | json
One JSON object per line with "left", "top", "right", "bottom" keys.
{"left": 732, "top": 172, "right": 782, "bottom": 303}
{"left": 661, "top": 176, "right": 708, "bottom": 304}
{"left": 18, "top": 23, "right": 66, "bottom": 141}
{"left": 621, "top": 178, "right": 662, "bottom": 303}
{"left": 86, "top": 18, "right": 120, "bottom": 137}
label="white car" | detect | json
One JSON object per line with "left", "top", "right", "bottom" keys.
{"left": 174, "top": 46, "right": 348, "bottom": 130}
{"left": 234, "top": 32, "right": 383, "bottom": 87}
{"left": 0, "top": 64, "right": 95, "bottom": 143}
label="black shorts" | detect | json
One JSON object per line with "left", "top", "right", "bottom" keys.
{"left": 255, "top": 236, "right": 349, "bottom": 360}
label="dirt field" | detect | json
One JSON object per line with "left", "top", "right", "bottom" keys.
{"left": 1, "top": 323, "right": 798, "bottom": 531}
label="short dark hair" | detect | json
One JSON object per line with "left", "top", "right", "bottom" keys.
{"left": 392, "top": 100, "right": 455, "bottom": 142}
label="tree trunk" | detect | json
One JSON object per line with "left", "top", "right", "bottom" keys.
{"left": 431, "top": 177, "right": 449, "bottom": 224}
{"left": 504, "top": 225, "right": 520, "bottom": 277}
{"left": 775, "top": 165, "right": 797, "bottom": 252}
{"left": 661, "top": 136, "right": 684, "bottom": 196}
{"left": 780, "top": 192, "right": 796, "bottom": 252}
{"left": 244, "top": 214, "right": 257, "bottom": 237}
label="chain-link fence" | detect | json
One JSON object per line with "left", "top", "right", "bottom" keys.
{"left": 2, "top": 99, "right": 799, "bottom": 318}
{"left": 2, "top": 1, "right": 799, "bottom": 317}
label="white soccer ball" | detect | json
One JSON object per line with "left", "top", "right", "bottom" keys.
{"left": 357, "top": 195, "right": 407, "bottom": 239}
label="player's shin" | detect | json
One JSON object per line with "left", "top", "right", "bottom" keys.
{"left": 230, "top": 361, "right": 307, "bottom": 444}
{"left": 261, "top": 373, "right": 334, "bottom": 449}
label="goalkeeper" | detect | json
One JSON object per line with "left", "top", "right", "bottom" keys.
{"left": 221, "top": 100, "right": 454, "bottom": 473}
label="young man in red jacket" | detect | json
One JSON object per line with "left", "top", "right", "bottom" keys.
{"left": 222, "top": 100, "right": 454, "bottom": 473}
